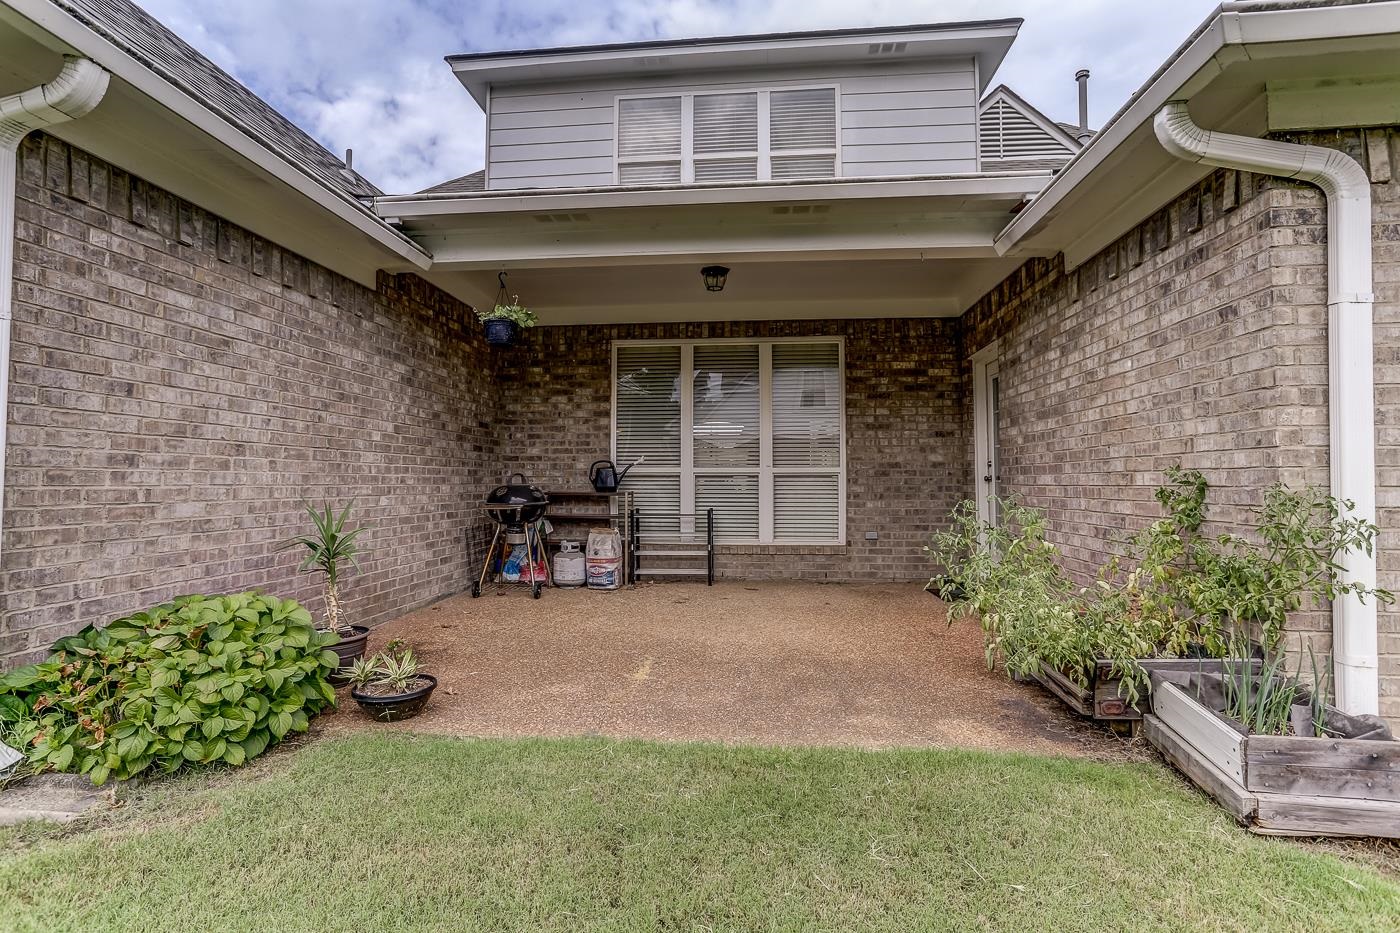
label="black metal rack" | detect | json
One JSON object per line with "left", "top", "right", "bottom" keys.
{"left": 630, "top": 509, "right": 714, "bottom": 585}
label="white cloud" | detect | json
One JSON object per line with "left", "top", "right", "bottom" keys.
{"left": 139, "top": 0, "right": 1219, "bottom": 193}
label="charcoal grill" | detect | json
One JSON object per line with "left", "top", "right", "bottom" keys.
{"left": 473, "top": 473, "right": 550, "bottom": 598}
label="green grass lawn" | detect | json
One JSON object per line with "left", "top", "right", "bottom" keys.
{"left": 1, "top": 734, "right": 1397, "bottom": 932}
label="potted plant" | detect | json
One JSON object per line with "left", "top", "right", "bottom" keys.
{"left": 476, "top": 294, "right": 537, "bottom": 347}
{"left": 347, "top": 641, "right": 437, "bottom": 722}
{"left": 281, "top": 501, "right": 370, "bottom": 681}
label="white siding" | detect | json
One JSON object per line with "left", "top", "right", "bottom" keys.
{"left": 485, "top": 59, "right": 978, "bottom": 189}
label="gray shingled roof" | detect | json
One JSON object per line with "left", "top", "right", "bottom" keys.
{"left": 416, "top": 169, "right": 486, "bottom": 195}
{"left": 55, "top": 0, "right": 381, "bottom": 200}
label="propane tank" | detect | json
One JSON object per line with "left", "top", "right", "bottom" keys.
{"left": 553, "top": 540, "right": 586, "bottom": 587}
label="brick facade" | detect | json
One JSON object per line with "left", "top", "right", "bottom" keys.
{"left": 1, "top": 133, "right": 495, "bottom": 667}
{"left": 493, "top": 319, "right": 966, "bottom": 581}
{"left": 5, "top": 125, "right": 1399, "bottom": 717}
{"left": 961, "top": 127, "right": 1400, "bottom": 719}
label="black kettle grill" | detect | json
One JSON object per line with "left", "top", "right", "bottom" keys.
{"left": 589, "top": 459, "right": 640, "bottom": 493}
{"left": 483, "top": 473, "right": 549, "bottom": 530}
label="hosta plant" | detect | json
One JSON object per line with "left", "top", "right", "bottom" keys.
{"left": 0, "top": 593, "right": 338, "bottom": 785}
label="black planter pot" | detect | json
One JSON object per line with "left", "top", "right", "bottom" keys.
{"left": 483, "top": 318, "right": 519, "bottom": 347}
{"left": 351, "top": 675, "right": 438, "bottom": 722}
{"left": 328, "top": 625, "right": 370, "bottom": 684}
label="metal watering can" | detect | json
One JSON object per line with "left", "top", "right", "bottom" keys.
{"left": 589, "top": 458, "right": 641, "bottom": 493}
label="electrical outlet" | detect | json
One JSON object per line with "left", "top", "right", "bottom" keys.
{"left": 864, "top": 531, "right": 879, "bottom": 540}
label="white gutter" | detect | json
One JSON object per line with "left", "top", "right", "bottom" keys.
{"left": 0, "top": 57, "right": 110, "bottom": 576}
{"left": 1154, "top": 101, "right": 1379, "bottom": 716}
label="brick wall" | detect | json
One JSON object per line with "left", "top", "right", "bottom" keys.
{"left": 1, "top": 133, "right": 495, "bottom": 667}
{"left": 493, "top": 319, "right": 966, "bottom": 581}
{"left": 961, "top": 128, "right": 1400, "bottom": 719}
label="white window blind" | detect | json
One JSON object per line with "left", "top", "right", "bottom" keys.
{"left": 618, "top": 96, "right": 683, "bottom": 185}
{"left": 615, "top": 340, "right": 844, "bottom": 544}
{"left": 616, "top": 344, "right": 684, "bottom": 535}
{"left": 770, "top": 88, "right": 837, "bottom": 180}
{"left": 616, "top": 86, "right": 838, "bottom": 184}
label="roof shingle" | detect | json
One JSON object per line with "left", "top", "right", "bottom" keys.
{"left": 54, "top": 0, "right": 381, "bottom": 200}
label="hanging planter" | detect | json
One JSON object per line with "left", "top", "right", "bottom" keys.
{"left": 476, "top": 272, "right": 538, "bottom": 347}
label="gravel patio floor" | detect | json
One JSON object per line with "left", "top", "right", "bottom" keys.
{"left": 331, "top": 581, "right": 1131, "bottom": 758}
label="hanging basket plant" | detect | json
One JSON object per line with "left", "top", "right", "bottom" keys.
{"left": 477, "top": 272, "right": 538, "bottom": 347}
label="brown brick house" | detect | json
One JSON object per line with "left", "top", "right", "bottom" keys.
{"left": 2, "top": 1, "right": 1400, "bottom": 719}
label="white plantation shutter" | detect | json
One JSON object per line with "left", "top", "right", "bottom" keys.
{"left": 613, "top": 340, "right": 843, "bottom": 543}
{"left": 696, "top": 474, "right": 759, "bottom": 542}
{"left": 619, "top": 162, "right": 683, "bottom": 185}
{"left": 627, "top": 474, "right": 682, "bottom": 535}
{"left": 770, "top": 88, "right": 837, "bottom": 179}
{"left": 618, "top": 97, "right": 682, "bottom": 184}
{"left": 774, "top": 474, "right": 841, "bottom": 541}
{"left": 619, "top": 97, "right": 682, "bottom": 157}
{"left": 771, "top": 154, "right": 836, "bottom": 179}
{"left": 693, "top": 344, "right": 759, "bottom": 467}
{"left": 616, "top": 344, "right": 681, "bottom": 465}
{"left": 772, "top": 343, "right": 841, "bottom": 467}
{"left": 693, "top": 93, "right": 758, "bottom": 153}
{"left": 617, "top": 87, "right": 837, "bottom": 183}
{"left": 694, "top": 158, "right": 759, "bottom": 182}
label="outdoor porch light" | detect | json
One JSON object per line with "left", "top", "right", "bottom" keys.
{"left": 700, "top": 265, "right": 730, "bottom": 292}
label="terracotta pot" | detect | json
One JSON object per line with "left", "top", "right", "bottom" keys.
{"left": 328, "top": 625, "right": 370, "bottom": 684}
{"left": 351, "top": 675, "right": 438, "bottom": 723}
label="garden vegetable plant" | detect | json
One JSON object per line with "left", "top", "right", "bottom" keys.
{"left": 0, "top": 592, "right": 339, "bottom": 785}
{"left": 928, "top": 469, "right": 1391, "bottom": 709}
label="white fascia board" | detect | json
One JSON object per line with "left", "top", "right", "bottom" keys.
{"left": 376, "top": 173, "right": 1051, "bottom": 220}
{"left": 449, "top": 22, "right": 1020, "bottom": 108}
{"left": 994, "top": 0, "right": 1400, "bottom": 257}
{"left": 5, "top": 0, "right": 431, "bottom": 271}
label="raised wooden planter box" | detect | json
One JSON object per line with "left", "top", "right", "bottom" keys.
{"left": 1035, "top": 658, "right": 1261, "bottom": 722}
{"left": 1144, "top": 671, "right": 1400, "bottom": 838}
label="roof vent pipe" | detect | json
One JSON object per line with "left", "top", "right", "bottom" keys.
{"left": 1154, "top": 100, "right": 1379, "bottom": 716}
{"left": 1075, "top": 69, "right": 1091, "bottom": 142}
{"left": 0, "top": 57, "right": 110, "bottom": 580}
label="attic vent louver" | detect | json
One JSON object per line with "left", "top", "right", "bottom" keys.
{"left": 866, "top": 42, "right": 907, "bottom": 55}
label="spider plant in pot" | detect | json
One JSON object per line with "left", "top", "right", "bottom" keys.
{"left": 348, "top": 644, "right": 438, "bottom": 723}
{"left": 281, "top": 501, "right": 370, "bottom": 681}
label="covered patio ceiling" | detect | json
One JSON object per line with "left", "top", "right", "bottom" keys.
{"left": 377, "top": 173, "right": 1050, "bottom": 324}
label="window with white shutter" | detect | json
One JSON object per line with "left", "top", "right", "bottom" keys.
{"left": 615, "top": 344, "right": 683, "bottom": 534}
{"left": 693, "top": 93, "right": 759, "bottom": 182}
{"left": 617, "top": 96, "right": 683, "bottom": 185}
{"left": 769, "top": 88, "right": 838, "bottom": 179}
{"left": 614, "top": 339, "right": 844, "bottom": 543}
{"left": 616, "top": 86, "right": 838, "bottom": 184}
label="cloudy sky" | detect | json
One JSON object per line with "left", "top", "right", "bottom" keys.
{"left": 139, "top": 0, "right": 1221, "bottom": 194}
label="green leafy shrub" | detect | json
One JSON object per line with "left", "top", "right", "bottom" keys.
{"left": 475, "top": 296, "right": 537, "bottom": 328}
{"left": 927, "top": 469, "right": 1392, "bottom": 711}
{"left": 0, "top": 593, "right": 338, "bottom": 785}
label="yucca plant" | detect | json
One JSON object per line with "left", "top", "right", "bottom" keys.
{"left": 281, "top": 501, "right": 368, "bottom": 633}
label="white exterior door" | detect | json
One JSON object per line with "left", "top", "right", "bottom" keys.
{"left": 971, "top": 344, "right": 1002, "bottom": 528}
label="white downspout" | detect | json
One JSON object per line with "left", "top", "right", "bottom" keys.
{"left": 1154, "top": 100, "right": 1379, "bottom": 716}
{"left": 0, "top": 58, "right": 110, "bottom": 576}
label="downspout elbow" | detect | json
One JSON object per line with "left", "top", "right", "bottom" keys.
{"left": 0, "top": 57, "right": 110, "bottom": 147}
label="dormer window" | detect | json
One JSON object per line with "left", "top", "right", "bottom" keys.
{"left": 616, "top": 87, "right": 838, "bottom": 185}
